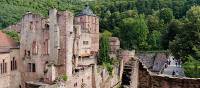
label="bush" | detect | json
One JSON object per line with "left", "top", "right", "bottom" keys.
{"left": 62, "top": 74, "right": 68, "bottom": 81}
{"left": 103, "top": 62, "right": 113, "bottom": 76}
{"left": 183, "top": 56, "right": 200, "bottom": 78}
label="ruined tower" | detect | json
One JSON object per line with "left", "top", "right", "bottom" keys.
{"left": 75, "top": 5, "right": 99, "bottom": 54}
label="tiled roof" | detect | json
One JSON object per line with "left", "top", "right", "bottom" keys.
{"left": 77, "top": 5, "right": 96, "bottom": 16}
{"left": 0, "top": 30, "right": 18, "bottom": 48}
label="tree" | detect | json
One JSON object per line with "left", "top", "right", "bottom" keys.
{"left": 151, "top": 0, "right": 159, "bottom": 11}
{"left": 186, "top": 6, "right": 200, "bottom": 23}
{"left": 136, "top": 0, "right": 146, "bottom": 14}
{"left": 162, "top": 19, "right": 182, "bottom": 49}
{"left": 169, "top": 21, "right": 200, "bottom": 62}
{"left": 172, "top": 0, "right": 186, "bottom": 18}
{"left": 120, "top": 15, "right": 149, "bottom": 50}
{"left": 148, "top": 30, "right": 161, "bottom": 50}
{"left": 159, "top": 8, "right": 173, "bottom": 23}
{"left": 99, "top": 30, "right": 112, "bottom": 64}
{"left": 146, "top": 15, "right": 164, "bottom": 32}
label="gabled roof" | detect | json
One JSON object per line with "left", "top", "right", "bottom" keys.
{"left": 77, "top": 5, "right": 96, "bottom": 16}
{"left": 0, "top": 30, "right": 18, "bottom": 49}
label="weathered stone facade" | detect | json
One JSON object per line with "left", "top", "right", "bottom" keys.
{"left": 125, "top": 52, "right": 200, "bottom": 88}
{"left": 0, "top": 5, "right": 123, "bottom": 88}
{"left": 0, "top": 30, "right": 21, "bottom": 88}
{"left": 137, "top": 61, "right": 200, "bottom": 88}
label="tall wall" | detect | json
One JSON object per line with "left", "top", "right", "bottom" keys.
{"left": 10, "top": 49, "right": 21, "bottom": 88}
{"left": 49, "top": 9, "right": 60, "bottom": 65}
{"left": 74, "top": 15, "right": 99, "bottom": 53}
{"left": 57, "top": 10, "right": 74, "bottom": 77}
{"left": 20, "top": 12, "right": 49, "bottom": 87}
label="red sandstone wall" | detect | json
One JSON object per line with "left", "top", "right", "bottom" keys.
{"left": 74, "top": 15, "right": 99, "bottom": 53}
{"left": 138, "top": 62, "right": 200, "bottom": 88}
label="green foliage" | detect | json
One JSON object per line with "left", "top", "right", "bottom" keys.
{"left": 183, "top": 56, "right": 200, "bottom": 78}
{"left": 99, "top": 30, "right": 114, "bottom": 76}
{"left": 120, "top": 15, "right": 149, "bottom": 50}
{"left": 159, "top": 8, "right": 173, "bottom": 23}
{"left": 162, "top": 19, "right": 182, "bottom": 49}
{"left": 186, "top": 6, "right": 200, "bottom": 23}
{"left": 148, "top": 30, "right": 161, "bottom": 50}
{"left": 1, "top": 0, "right": 200, "bottom": 52}
{"left": 62, "top": 74, "right": 68, "bottom": 81}
{"left": 103, "top": 62, "right": 113, "bottom": 76}
{"left": 99, "top": 30, "right": 112, "bottom": 64}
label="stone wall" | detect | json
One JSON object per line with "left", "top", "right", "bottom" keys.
{"left": 20, "top": 12, "right": 49, "bottom": 87}
{"left": 138, "top": 61, "right": 200, "bottom": 88}
{"left": 128, "top": 57, "right": 200, "bottom": 88}
{"left": 0, "top": 48, "right": 21, "bottom": 88}
{"left": 0, "top": 53, "right": 11, "bottom": 88}
{"left": 10, "top": 49, "right": 21, "bottom": 88}
{"left": 5, "top": 22, "right": 22, "bottom": 33}
{"left": 74, "top": 15, "right": 99, "bottom": 53}
{"left": 136, "top": 52, "right": 168, "bottom": 72}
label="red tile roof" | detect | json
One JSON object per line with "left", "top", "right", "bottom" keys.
{"left": 0, "top": 30, "right": 18, "bottom": 48}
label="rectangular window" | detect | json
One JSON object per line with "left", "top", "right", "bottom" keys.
{"left": 28, "top": 63, "right": 31, "bottom": 72}
{"left": 11, "top": 57, "right": 17, "bottom": 71}
{"left": 4, "top": 63, "right": 7, "bottom": 73}
{"left": 28, "top": 51, "right": 30, "bottom": 56}
{"left": 14, "top": 60, "right": 17, "bottom": 70}
{"left": 30, "top": 21, "right": 33, "bottom": 30}
{"left": 27, "top": 63, "right": 36, "bottom": 72}
{"left": 32, "top": 63, "right": 36, "bottom": 72}
{"left": 83, "top": 41, "right": 89, "bottom": 45}
{"left": 0, "top": 63, "right": 2, "bottom": 74}
{"left": 32, "top": 41, "right": 38, "bottom": 55}
{"left": 44, "top": 39, "right": 49, "bottom": 55}
{"left": 11, "top": 61, "right": 13, "bottom": 70}
{"left": 24, "top": 50, "right": 27, "bottom": 56}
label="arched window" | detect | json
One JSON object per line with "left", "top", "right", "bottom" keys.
{"left": 0, "top": 60, "right": 7, "bottom": 74}
{"left": 11, "top": 57, "right": 17, "bottom": 71}
{"left": 44, "top": 39, "right": 49, "bottom": 55}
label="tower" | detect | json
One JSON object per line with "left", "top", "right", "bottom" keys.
{"left": 75, "top": 5, "right": 99, "bottom": 54}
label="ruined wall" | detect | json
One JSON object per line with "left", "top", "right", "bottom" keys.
{"left": 5, "top": 22, "right": 22, "bottom": 33}
{"left": 0, "top": 53, "right": 11, "bottom": 88}
{"left": 0, "top": 49, "right": 21, "bottom": 88}
{"left": 128, "top": 58, "right": 200, "bottom": 88}
{"left": 20, "top": 12, "right": 49, "bottom": 86}
{"left": 78, "top": 56, "right": 96, "bottom": 66}
{"left": 74, "top": 15, "right": 99, "bottom": 53}
{"left": 136, "top": 52, "right": 168, "bottom": 72}
{"left": 9, "top": 49, "right": 21, "bottom": 88}
{"left": 79, "top": 30, "right": 91, "bottom": 57}
{"left": 49, "top": 9, "right": 60, "bottom": 65}
{"left": 65, "top": 66, "right": 93, "bottom": 88}
{"left": 138, "top": 62, "right": 200, "bottom": 88}
{"left": 57, "top": 10, "right": 74, "bottom": 77}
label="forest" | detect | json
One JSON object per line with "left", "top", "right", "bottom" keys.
{"left": 0, "top": 0, "right": 200, "bottom": 77}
